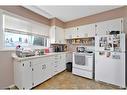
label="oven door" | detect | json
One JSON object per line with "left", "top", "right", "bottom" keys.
{"left": 73, "top": 53, "right": 93, "bottom": 71}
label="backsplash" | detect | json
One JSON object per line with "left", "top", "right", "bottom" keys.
{"left": 66, "top": 42, "right": 95, "bottom": 52}
{"left": 66, "top": 38, "right": 95, "bottom": 52}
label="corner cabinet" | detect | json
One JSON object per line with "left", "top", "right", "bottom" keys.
{"left": 50, "top": 26, "right": 65, "bottom": 44}
{"left": 13, "top": 53, "right": 67, "bottom": 89}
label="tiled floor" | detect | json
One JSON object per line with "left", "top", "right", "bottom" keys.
{"left": 33, "top": 71, "right": 119, "bottom": 89}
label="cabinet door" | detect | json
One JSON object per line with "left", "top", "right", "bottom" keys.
{"left": 96, "top": 18, "right": 122, "bottom": 35}
{"left": 55, "top": 26, "right": 65, "bottom": 44}
{"left": 32, "top": 57, "right": 52, "bottom": 87}
{"left": 78, "top": 24, "right": 95, "bottom": 38}
{"left": 50, "top": 26, "right": 56, "bottom": 43}
{"left": 50, "top": 26, "right": 65, "bottom": 44}
{"left": 72, "top": 27, "right": 78, "bottom": 38}
{"left": 60, "top": 54, "right": 66, "bottom": 71}
{"left": 32, "top": 58, "right": 47, "bottom": 86}
{"left": 65, "top": 27, "right": 77, "bottom": 39}
{"left": 22, "top": 61, "right": 33, "bottom": 89}
{"left": 87, "top": 24, "right": 95, "bottom": 37}
{"left": 56, "top": 54, "right": 66, "bottom": 73}
{"left": 65, "top": 28, "right": 72, "bottom": 39}
{"left": 44, "top": 57, "right": 53, "bottom": 80}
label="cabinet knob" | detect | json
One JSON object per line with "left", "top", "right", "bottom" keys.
{"left": 30, "top": 62, "right": 32, "bottom": 67}
{"left": 42, "top": 65, "right": 45, "bottom": 69}
{"left": 42, "top": 64, "right": 46, "bottom": 69}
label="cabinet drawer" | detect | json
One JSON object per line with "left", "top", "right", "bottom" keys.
{"left": 72, "top": 68, "right": 93, "bottom": 79}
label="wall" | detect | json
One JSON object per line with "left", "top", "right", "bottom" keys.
{"left": 65, "top": 6, "right": 127, "bottom": 28}
{"left": 0, "top": 50, "right": 14, "bottom": 89}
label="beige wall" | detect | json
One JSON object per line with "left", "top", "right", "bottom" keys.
{"left": 0, "top": 51, "right": 14, "bottom": 89}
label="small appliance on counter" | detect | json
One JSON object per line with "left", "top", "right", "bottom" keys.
{"left": 76, "top": 46, "right": 85, "bottom": 52}
{"left": 44, "top": 48, "right": 49, "bottom": 53}
{"left": 51, "top": 44, "right": 65, "bottom": 52}
{"left": 109, "top": 31, "right": 120, "bottom": 35}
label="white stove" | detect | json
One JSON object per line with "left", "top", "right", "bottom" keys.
{"left": 72, "top": 51, "right": 94, "bottom": 79}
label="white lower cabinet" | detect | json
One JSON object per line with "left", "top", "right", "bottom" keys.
{"left": 52, "top": 54, "right": 66, "bottom": 76}
{"left": 14, "top": 53, "right": 67, "bottom": 89}
{"left": 14, "top": 60, "right": 33, "bottom": 89}
{"left": 60, "top": 54, "right": 66, "bottom": 71}
{"left": 32, "top": 57, "right": 52, "bottom": 87}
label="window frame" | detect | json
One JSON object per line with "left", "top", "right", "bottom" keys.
{"left": 4, "top": 28, "right": 49, "bottom": 49}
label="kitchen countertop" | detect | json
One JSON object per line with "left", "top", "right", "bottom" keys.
{"left": 12, "top": 51, "right": 72, "bottom": 61}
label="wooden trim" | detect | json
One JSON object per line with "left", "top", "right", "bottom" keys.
{"left": 0, "top": 6, "right": 50, "bottom": 26}
{"left": 50, "top": 18, "right": 65, "bottom": 28}
{"left": 65, "top": 6, "right": 127, "bottom": 28}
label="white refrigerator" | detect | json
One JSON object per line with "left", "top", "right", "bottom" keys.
{"left": 95, "top": 33, "right": 126, "bottom": 88}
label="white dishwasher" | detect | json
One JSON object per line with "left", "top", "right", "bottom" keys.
{"left": 72, "top": 52, "right": 94, "bottom": 79}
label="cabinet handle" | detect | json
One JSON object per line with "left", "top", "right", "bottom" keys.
{"left": 44, "top": 64, "right": 46, "bottom": 69}
{"left": 30, "top": 62, "right": 31, "bottom": 67}
{"left": 42, "top": 65, "right": 46, "bottom": 69}
{"left": 42, "top": 65, "right": 45, "bottom": 69}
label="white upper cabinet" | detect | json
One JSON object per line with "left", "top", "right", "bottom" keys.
{"left": 65, "top": 27, "right": 79, "bottom": 39}
{"left": 78, "top": 24, "right": 95, "bottom": 38}
{"left": 50, "top": 26, "right": 65, "bottom": 44}
{"left": 65, "top": 24, "right": 95, "bottom": 39}
{"left": 95, "top": 18, "right": 123, "bottom": 35}
{"left": 65, "top": 27, "right": 73, "bottom": 39}
{"left": 65, "top": 18, "right": 123, "bottom": 39}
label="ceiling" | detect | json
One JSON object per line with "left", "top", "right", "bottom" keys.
{"left": 24, "top": 6, "right": 122, "bottom": 22}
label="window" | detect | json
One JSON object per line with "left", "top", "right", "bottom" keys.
{"left": 4, "top": 29, "right": 48, "bottom": 48}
